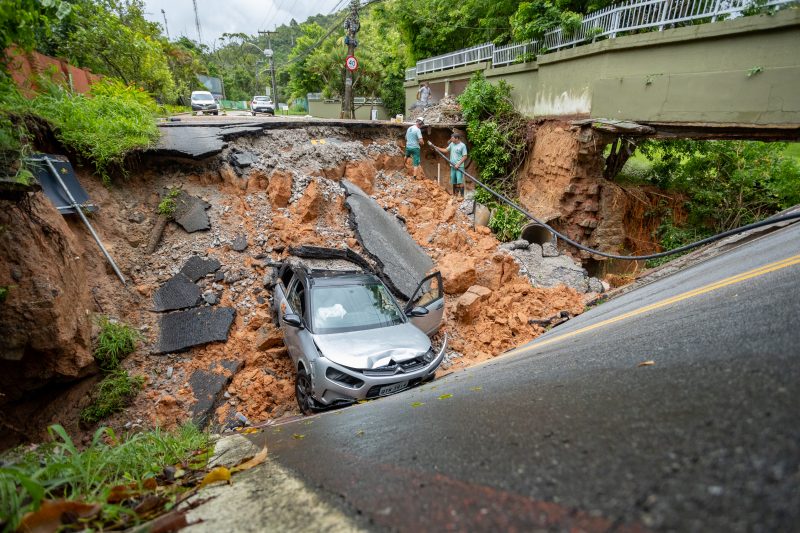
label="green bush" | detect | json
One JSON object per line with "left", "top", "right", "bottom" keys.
{"left": 0, "top": 423, "right": 207, "bottom": 531}
{"left": 94, "top": 316, "right": 139, "bottom": 370}
{"left": 489, "top": 204, "right": 527, "bottom": 242}
{"left": 80, "top": 370, "right": 145, "bottom": 424}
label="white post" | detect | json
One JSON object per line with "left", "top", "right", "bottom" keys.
{"left": 438, "top": 163, "right": 441, "bottom": 188}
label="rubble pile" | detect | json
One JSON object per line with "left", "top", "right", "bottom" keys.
{"left": 410, "top": 96, "right": 463, "bottom": 124}
{"left": 2, "top": 123, "right": 602, "bottom": 444}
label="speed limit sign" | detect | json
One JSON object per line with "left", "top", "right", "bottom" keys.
{"left": 345, "top": 55, "right": 359, "bottom": 72}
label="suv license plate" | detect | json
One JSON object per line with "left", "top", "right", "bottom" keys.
{"left": 379, "top": 381, "right": 408, "bottom": 396}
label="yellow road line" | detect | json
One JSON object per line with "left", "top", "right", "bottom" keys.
{"left": 506, "top": 254, "right": 800, "bottom": 356}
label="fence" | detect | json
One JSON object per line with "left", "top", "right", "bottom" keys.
{"left": 407, "top": 0, "right": 792, "bottom": 78}
{"left": 5, "top": 46, "right": 101, "bottom": 96}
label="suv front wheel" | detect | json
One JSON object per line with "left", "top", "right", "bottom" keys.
{"left": 295, "top": 367, "right": 317, "bottom": 415}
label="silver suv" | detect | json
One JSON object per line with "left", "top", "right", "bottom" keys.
{"left": 190, "top": 90, "right": 219, "bottom": 115}
{"left": 272, "top": 264, "right": 446, "bottom": 414}
{"left": 251, "top": 96, "right": 275, "bottom": 116}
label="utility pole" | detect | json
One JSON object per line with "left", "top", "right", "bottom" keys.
{"left": 341, "top": 0, "right": 360, "bottom": 119}
{"left": 161, "top": 9, "right": 170, "bottom": 40}
{"left": 258, "top": 30, "right": 278, "bottom": 105}
{"left": 192, "top": 0, "right": 203, "bottom": 43}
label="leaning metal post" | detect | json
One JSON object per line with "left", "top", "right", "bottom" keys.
{"left": 42, "top": 157, "right": 127, "bottom": 285}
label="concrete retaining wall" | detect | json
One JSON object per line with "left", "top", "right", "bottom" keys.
{"left": 308, "top": 99, "right": 390, "bottom": 120}
{"left": 405, "top": 9, "right": 800, "bottom": 126}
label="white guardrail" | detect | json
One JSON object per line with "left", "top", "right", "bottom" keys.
{"left": 405, "top": 0, "right": 792, "bottom": 78}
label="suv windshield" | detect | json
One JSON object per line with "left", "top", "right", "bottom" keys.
{"left": 193, "top": 93, "right": 213, "bottom": 101}
{"left": 311, "top": 283, "right": 404, "bottom": 334}
{"left": 254, "top": 97, "right": 269, "bottom": 102}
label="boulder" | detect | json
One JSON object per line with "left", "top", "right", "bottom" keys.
{"left": 438, "top": 253, "right": 477, "bottom": 294}
{"left": 255, "top": 325, "right": 283, "bottom": 351}
{"left": 344, "top": 159, "right": 377, "bottom": 194}
{"left": 293, "top": 179, "right": 323, "bottom": 223}
{"left": 474, "top": 203, "right": 490, "bottom": 227}
{"left": 455, "top": 285, "right": 493, "bottom": 324}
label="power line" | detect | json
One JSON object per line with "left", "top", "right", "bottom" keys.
{"left": 191, "top": 0, "right": 203, "bottom": 43}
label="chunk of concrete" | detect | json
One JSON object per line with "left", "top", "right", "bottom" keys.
{"left": 342, "top": 180, "right": 433, "bottom": 299}
{"left": 231, "top": 151, "right": 258, "bottom": 168}
{"left": 455, "top": 285, "right": 492, "bottom": 324}
{"left": 542, "top": 242, "right": 560, "bottom": 257}
{"left": 152, "top": 273, "right": 202, "bottom": 312}
{"left": 155, "top": 307, "right": 236, "bottom": 354}
{"left": 181, "top": 256, "right": 222, "bottom": 282}
{"left": 231, "top": 234, "right": 248, "bottom": 252}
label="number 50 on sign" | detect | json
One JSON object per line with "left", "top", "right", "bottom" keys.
{"left": 345, "top": 55, "right": 359, "bottom": 72}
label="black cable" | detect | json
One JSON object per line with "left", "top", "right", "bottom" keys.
{"left": 427, "top": 141, "right": 800, "bottom": 261}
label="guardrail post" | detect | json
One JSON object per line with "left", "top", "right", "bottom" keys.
{"left": 711, "top": 0, "right": 722, "bottom": 22}
{"left": 659, "top": 0, "right": 671, "bottom": 30}
{"left": 610, "top": 9, "right": 620, "bottom": 38}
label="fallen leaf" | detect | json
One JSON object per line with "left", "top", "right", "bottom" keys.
{"left": 134, "top": 495, "right": 168, "bottom": 516}
{"left": 355, "top": 430, "right": 365, "bottom": 437}
{"left": 292, "top": 433, "right": 305, "bottom": 440}
{"left": 143, "top": 477, "right": 158, "bottom": 490}
{"left": 357, "top": 399, "right": 369, "bottom": 404}
{"left": 233, "top": 446, "right": 268, "bottom": 472}
{"left": 411, "top": 402, "right": 425, "bottom": 408}
{"left": 470, "top": 386, "right": 482, "bottom": 391}
{"left": 637, "top": 360, "right": 655, "bottom": 367}
{"left": 236, "top": 427, "right": 260, "bottom": 435}
{"left": 198, "top": 466, "right": 231, "bottom": 488}
{"left": 304, "top": 420, "right": 313, "bottom": 425}
{"left": 438, "top": 394, "right": 453, "bottom": 400}
{"left": 19, "top": 499, "right": 101, "bottom": 533}
{"left": 143, "top": 509, "right": 188, "bottom": 533}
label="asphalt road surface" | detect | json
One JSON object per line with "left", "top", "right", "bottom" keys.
{"left": 259, "top": 222, "right": 800, "bottom": 532}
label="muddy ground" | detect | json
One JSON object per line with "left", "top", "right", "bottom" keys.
{"left": 1, "top": 125, "right": 597, "bottom": 446}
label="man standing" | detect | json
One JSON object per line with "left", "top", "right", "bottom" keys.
{"left": 433, "top": 132, "right": 468, "bottom": 197}
{"left": 419, "top": 82, "right": 431, "bottom": 107}
{"left": 405, "top": 117, "right": 425, "bottom": 179}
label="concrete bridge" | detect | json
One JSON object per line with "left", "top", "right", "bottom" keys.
{"left": 405, "top": 3, "right": 800, "bottom": 138}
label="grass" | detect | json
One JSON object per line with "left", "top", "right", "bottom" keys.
{"left": 0, "top": 423, "right": 208, "bottom": 531}
{"left": 94, "top": 316, "right": 139, "bottom": 370}
{"left": 1, "top": 77, "right": 159, "bottom": 183}
{"left": 80, "top": 370, "right": 145, "bottom": 424}
{"left": 157, "top": 187, "right": 181, "bottom": 217}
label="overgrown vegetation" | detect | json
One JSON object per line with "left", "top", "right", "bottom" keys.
{"left": 0, "top": 77, "right": 159, "bottom": 182}
{"left": 93, "top": 316, "right": 139, "bottom": 370}
{"left": 0, "top": 423, "right": 207, "bottom": 531}
{"left": 80, "top": 370, "right": 145, "bottom": 424}
{"left": 631, "top": 139, "right": 800, "bottom": 265}
{"left": 458, "top": 72, "right": 528, "bottom": 195}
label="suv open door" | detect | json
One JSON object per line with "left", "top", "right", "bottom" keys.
{"left": 405, "top": 272, "right": 444, "bottom": 336}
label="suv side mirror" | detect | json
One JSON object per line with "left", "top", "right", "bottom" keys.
{"left": 283, "top": 313, "right": 304, "bottom": 328}
{"left": 406, "top": 306, "right": 429, "bottom": 317}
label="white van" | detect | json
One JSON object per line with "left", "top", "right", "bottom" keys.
{"left": 190, "top": 91, "right": 219, "bottom": 115}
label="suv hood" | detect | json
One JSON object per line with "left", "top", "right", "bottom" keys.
{"left": 312, "top": 323, "right": 430, "bottom": 370}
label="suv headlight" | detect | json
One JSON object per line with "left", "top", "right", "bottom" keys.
{"left": 423, "top": 347, "right": 436, "bottom": 363}
{"left": 325, "top": 368, "right": 364, "bottom": 388}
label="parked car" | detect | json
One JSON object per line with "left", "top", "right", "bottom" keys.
{"left": 190, "top": 90, "right": 219, "bottom": 115}
{"left": 251, "top": 96, "right": 275, "bottom": 116}
{"left": 272, "top": 263, "right": 447, "bottom": 414}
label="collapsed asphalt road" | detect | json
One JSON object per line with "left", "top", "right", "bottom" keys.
{"left": 190, "top": 221, "right": 800, "bottom": 531}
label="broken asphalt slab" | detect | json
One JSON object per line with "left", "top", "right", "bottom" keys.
{"left": 189, "top": 359, "right": 241, "bottom": 428}
{"left": 153, "top": 125, "right": 264, "bottom": 159}
{"left": 172, "top": 191, "right": 211, "bottom": 232}
{"left": 152, "top": 272, "right": 203, "bottom": 312}
{"left": 180, "top": 255, "right": 222, "bottom": 282}
{"left": 154, "top": 306, "right": 236, "bottom": 354}
{"left": 342, "top": 180, "right": 434, "bottom": 300}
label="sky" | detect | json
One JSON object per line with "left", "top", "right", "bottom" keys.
{"left": 142, "top": 0, "right": 346, "bottom": 46}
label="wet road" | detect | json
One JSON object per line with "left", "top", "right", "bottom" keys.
{"left": 261, "top": 222, "right": 800, "bottom": 531}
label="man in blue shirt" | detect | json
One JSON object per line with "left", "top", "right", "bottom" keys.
{"left": 405, "top": 118, "right": 425, "bottom": 179}
{"left": 433, "top": 132, "right": 468, "bottom": 197}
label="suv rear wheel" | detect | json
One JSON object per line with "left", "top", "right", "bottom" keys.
{"left": 295, "top": 367, "right": 316, "bottom": 415}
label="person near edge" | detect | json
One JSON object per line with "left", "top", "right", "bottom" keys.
{"left": 431, "top": 131, "right": 468, "bottom": 197}
{"left": 405, "top": 117, "right": 425, "bottom": 179}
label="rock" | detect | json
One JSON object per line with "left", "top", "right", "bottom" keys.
{"left": 231, "top": 234, "right": 248, "bottom": 252}
{"left": 166, "top": 366, "right": 174, "bottom": 379}
{"left": 224, "top": 270, "right": 245, "bottom": 284}
{"left": 588, "top": 277, "right": 605, "bottom": 293}
{"left": 542, "top": 242, "right": 560, "bottom": 257}
{"left": 128, "top": 212, "right": 145, "bottom": 223}
{"left": 268, "top": 170, "right": 293, "bottom": 208}
{"left": 454, "top": 285, "right": 492, "bottom": 324}
{"left": 255, "top": 325, "right": 283, "bottom": 351}
{"left": 510, "top": 239, "right": 530, "bottom": 250}
{"left": 208, "top": 434, "right": 261, "bottom": 469}
{"left": 203, "top": 291, "right": 219, "bottom": 305}
{"left": 438, "top": 253, "right": 477, "bottom": 294}
{"left": 474, "top": 204, "right": 490, "bottom": 227}
{"left": 442, "top": 203, "right": 456, "bottom": 222}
